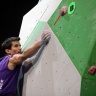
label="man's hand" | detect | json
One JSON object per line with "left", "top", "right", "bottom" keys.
{"left": 41, "top": 31, "right": 51, "bottom": 45}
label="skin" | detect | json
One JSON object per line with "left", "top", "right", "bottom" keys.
{"left": 5, "top": 31, "right": 51, "bottom": 70}
{"left": 6, "top": 41, "right": 42, "bottom": 70}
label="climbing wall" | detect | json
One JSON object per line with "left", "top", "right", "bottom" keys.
{"left": 18, "top": 0, "right": 96, "bottom": 96}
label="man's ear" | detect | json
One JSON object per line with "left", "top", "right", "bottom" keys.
{"left": 5, "top": 49, "right": 11, "bottom": 54}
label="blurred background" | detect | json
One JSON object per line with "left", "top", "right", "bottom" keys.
{"left": 0, "top": 0, "right": 39, "bottom": 57}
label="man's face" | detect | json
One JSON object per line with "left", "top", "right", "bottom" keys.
{"left": 7, "top": 41, "right": 22, "bottom": 55}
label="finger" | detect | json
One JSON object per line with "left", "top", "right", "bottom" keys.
{"left": 44, "top": 32, "right": 51, "bottom": 37}
{"left": 44, "top": 36, "right": 51, "bottom": 41}
{"left": 45, "top": 35, "right": 51, "bottom": 40}
{"left": 43, "top": 31, "right": 51, "bottom": 35}
{"left": 41, "top": 31, "right": 51, "bottom": 42}
{"left": 46, "top": 36, "right": 51, "bottom": 41}
{"left": 42, "top": 32, "right": 51, "bottom": 40}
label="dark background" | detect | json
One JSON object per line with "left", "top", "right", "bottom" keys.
{"left": 0, "top": 0, "right": 39, "bottom": 57}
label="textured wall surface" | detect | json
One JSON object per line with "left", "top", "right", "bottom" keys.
{"left": 18, "top": 0, "right": 96, "bottom": 96}
{"left": 18, "top": 24, "right": 81, "bottom": 96}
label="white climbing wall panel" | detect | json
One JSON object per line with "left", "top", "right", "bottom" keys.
{"left": 19, "top": 0, "right": 62, "bottom": 47}
{"left": 21, "top": 24, "right": 81, "bottom": 96}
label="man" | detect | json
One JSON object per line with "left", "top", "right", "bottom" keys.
{"left": 0, "top": 31, "right": 51, "bottom": 96}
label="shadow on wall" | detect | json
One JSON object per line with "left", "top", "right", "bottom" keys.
{"left": 17, "top": 44, "right": 46, "bottom": 96}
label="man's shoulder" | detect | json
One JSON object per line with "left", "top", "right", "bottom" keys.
{"left": 0, "top": 55, "right": 12, "bottom": 63}
{"left": 0, "top": 55, "right": 13, "bottom": 70}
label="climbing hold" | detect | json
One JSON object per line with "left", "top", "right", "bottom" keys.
{"left": 68, "top": 2, "right": 76, "bottom": 14}
{"left": 54, "top": 6, "right": 67, "bottom": 25}
{"left": 88, "top": 66, "right": 96, "bottom": 75}
{"left": 60, "top": 6, "right": 67, "bottom": 16}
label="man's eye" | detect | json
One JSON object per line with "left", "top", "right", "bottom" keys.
{"left": 15, "top": 45, "right": 18, "bottom": 47}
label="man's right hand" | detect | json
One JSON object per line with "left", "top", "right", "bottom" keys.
{"left": 41, "top": 31, "right": 51, "bottom": 45}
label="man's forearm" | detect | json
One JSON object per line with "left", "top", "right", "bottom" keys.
{"left": 22, "top": 41, "right": 42, "bottom": 59}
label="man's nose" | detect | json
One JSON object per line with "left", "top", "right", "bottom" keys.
{"left": 18, "top": 46, "right": 21, "bottom": 50}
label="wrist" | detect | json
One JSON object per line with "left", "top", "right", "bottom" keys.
{"left": 39, "top": 40, "right": 44, "bottom": 46}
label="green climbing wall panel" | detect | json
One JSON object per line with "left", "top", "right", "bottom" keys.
{"left": 48, "top": 0, "right": 96, "bottom": 76}
{"left": 81, "top": 78, "right": 96, "bottom": 96}
{"left": 48, "top": 0, "right": 96, "bottom": 96}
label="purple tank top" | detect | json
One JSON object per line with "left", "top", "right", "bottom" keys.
{"left": 0, "top": 55, "right": 21, "bottom": 96}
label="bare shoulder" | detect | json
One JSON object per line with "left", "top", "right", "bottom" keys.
{"left": 8, "top": 61, "right": 16, "bottom": 70}
{"left": 8, "top": 54, "right": 24, "bottom": 70}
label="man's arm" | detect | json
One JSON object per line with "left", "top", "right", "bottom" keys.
{"left": 22, "top": 44, "right": 46, "bottom": 73}
{"left": 23, "top": 43, "right": 46, "bottom": 66}
{"left": 8, "top": 31, "right": 51, "bottom": 70}
{"left": 10, "top": 41, "right": 42, "bottom": 63}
